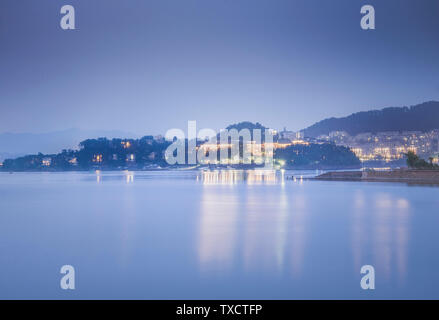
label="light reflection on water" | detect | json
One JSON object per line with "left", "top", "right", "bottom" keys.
{"left": 0, "top": 171, "right": 438, "bottom": 299}
{"left": 198, "top": 190, "right": 239, "bottom": 271}
{"left": 351, "top": 191, "right": 410, "bottom": 285}
{"left": 199, "top": 169, "right": 279, "bottom": 185}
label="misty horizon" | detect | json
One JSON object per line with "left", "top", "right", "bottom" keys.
{"left": 1, "top": 100, "right": 439, "bottom": 137}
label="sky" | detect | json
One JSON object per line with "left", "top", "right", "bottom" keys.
{"left": 1, "top": 0, "right": 439, "bottom": 136}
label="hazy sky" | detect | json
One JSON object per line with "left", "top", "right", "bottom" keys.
{"left": 1, "top": 0, "right": 438, "bottom": 135}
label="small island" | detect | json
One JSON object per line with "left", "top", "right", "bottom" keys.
{"left": 0, "top": 122, "right": 361, "bottom": 172}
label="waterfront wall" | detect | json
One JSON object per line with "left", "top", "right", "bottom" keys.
{"left": 362, "top": 169, "right": 439, "bottom": 182}
{"left": 315, "top": 171, "right": 362, "bottom": 180}
{"left": 315, "top": 169, "right": 439, "bottom": 183}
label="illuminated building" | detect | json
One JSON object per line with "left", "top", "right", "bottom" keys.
{"left": 68, "top": 157, "right": 78, "bottom": 165}
{"left": 121, "top": 141, "right": 131, "bottom": 149}
{"left": 93, "top": 154, "right": 103, "bottom": 163}
{"left": 42, "top": 157, "right": 52, "bottom": 166}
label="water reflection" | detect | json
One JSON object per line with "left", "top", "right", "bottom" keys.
{"left": 241, "top": 189, "right": 308, "bottom": 276}
{"left": 351, "top": 191, "right": 410, "bottom": 285}
{"left": 200, "top": 170, "right": 245, "bottom": 185}
{"left": 93, "top": 170, "right": 135, "bottom": 184}
{"left": 242, "top": 188, "right": 289, "bottom": 273}
{"left": 198, "top": 171, "right": 308, "bottom": 277}
{"left": 288, "top": 194, "right": 307, "bottom": 278}
{"left": 96, "top": 170, "right": 101, "bottom": 183}
{"left": 2, "top": 171, "right": 438, "bottom": 299}
{"left": 200, "top": 170, "right": 280, "bottom": 185}
{"left": 198, "top": 190, "right": 239, "bottom": 271}
{"left": 198, "top": 173, "right": 411, "bottom": 287}
{"left": 125, "top": 171, "right": 134, "bottom": 184}
{"left": 119, "top": 188, "right": 137, "bottom": 266}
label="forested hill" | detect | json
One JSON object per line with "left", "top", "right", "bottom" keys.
{"left": 302, "top": 101, "right": 439, "bottom": 137}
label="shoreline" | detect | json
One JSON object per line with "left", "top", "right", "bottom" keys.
{"left": 0, "top": 165, "right": 360, "bottom": 173}
{"left": 313, "top": 169, "right": 439, "bottom": 185}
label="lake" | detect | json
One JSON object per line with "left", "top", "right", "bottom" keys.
{"left": 0, "top": 170, "right": 438, "bottom": 299}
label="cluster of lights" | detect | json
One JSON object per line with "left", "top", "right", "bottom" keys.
{"left": 42, "top": 158, "right": 52, "bottom": 166}
{"left": 274, "top": 140, "right": 309, "bottom": 149}
{"left": 325, "top": 129, "right": 439, "bottom": 163}
{"left": 121, "top": 141, "right": 131, "bottom": 149}
{"left": 351, "top": 146, "right": 418, "bottom": 162}
{"left": 93, "top": 154, "right": 103, "bottom": 163}
{"left": 197, "top": 139, "right": 307, "bottom": 165}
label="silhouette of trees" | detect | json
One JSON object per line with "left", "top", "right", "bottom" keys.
{"left": 405, "top": 151, "right": 439, "bottom": 169}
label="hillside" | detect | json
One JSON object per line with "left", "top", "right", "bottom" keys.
{"left": 303, "top": 101, "right": 439, "bottom": 137}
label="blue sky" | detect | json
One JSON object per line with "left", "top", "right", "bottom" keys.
{"left": 1, "top": 0, "right": 438, "bottom": 135}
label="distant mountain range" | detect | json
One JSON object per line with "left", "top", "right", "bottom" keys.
{"left": 0, "top": 129, "right": 137, "bottom": 161}
{"left": 303, "top": 101, "right": 439, "bottom": 137}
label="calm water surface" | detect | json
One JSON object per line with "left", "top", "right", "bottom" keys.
{"left": 0, "top": 170, "right": 438, "bottom": 299}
